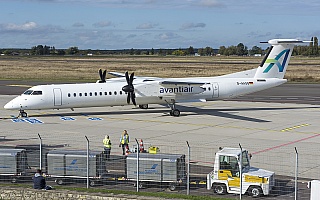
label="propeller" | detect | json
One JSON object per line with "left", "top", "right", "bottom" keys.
{"left": 122, "top": 71, "right": 136, "bottom": 106}
{"left": 98, "top": 69, "right": 107, "bottom": 83}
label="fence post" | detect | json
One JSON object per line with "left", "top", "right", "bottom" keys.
{"left": 85, "top": 136, "right": 89, "bottom": 189}
{"left": 239, "top": 143, "right": 242, "bottom": 200}
{"left": 135, "top": 138, "right": 139, "bottom": 192}
{"left": 294, "top": 147, "right": 298, "bottom": 200}
{"left": 38, "top": 133, "right": 42, "bottom": 170}
{"left": 186, "top": 141, "right": 190, "bottom": 195}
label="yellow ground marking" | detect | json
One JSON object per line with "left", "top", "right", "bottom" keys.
{"left": 281, "top": 124, "right": 310, "bottom": 132}
{"left": 7, "top": 84, "right": 33, "bottom": 88}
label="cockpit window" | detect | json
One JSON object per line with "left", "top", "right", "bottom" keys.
{"left": 32, "top": 91, "right": 42, "bottom": 95}
{"left": 23, "top": 90, "right": 33, "bottom": 95}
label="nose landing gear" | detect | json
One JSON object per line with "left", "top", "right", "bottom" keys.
{"left": 19, "top": 110, "right": 28, "bottom": 118}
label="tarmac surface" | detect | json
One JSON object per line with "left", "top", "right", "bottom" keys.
{"left": 0, "top": 81, "right": 319, "bottom": 199}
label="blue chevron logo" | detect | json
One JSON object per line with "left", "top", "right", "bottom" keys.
{"left": 263, "top": 49, "right": 290, "bottom": 73}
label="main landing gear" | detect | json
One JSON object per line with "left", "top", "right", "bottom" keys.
{"left": 166, "top": 100, "right": 180, "bottom": 117}
{"left": 138, "top": 104, "right": 148, "bottom": 109}
{"left": 19, "top": 109, "right": 28, "bottom": 118}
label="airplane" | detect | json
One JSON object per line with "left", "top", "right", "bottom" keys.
{"left": 4, "top": 39, "right": 309, "bottom": 118}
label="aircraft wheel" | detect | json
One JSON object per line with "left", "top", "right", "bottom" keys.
{"left": 172, "top": 109, "right": 180, "bottom": 117}
{"left": 21, "top": 111, "right": 28, "bottom": 118}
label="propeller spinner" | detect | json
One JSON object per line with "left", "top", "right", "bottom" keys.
{"left": 122, "top": 71, "right": 136, "bottom": 106}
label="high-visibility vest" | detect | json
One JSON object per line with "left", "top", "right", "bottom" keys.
{"left": 103, "top": 138, "right": 111, "bottom": 148}
{"left": 120, "top": 134, "right": 129, "bottom": 144}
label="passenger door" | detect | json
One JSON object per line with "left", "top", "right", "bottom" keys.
{"left": 53, "top": 88, "right": 62, "bottom": 106}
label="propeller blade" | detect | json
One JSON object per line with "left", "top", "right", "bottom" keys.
{"left": 131, "top": 92, "right": 136, "bottom": 106}
{"left": 125, "top": 71, "right": 129, "bottom": 84}
{"left": 129, "top": 72, "right": 134, "bottom": 85}
{"left": 102, "top": 70, "right": 106, "bottom": 81}
{"left": 99, "top": 69, "right": 102, "bottom": 78}
{"left": 127, "top": 92, "right": 131, "bottom": 104}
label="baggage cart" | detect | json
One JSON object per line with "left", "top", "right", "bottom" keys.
{"left": 47, "top": 150, "right": 109, "bottom": 186}
{"left": 0, "top": 149, "right": 29, "bottom": 183}
{"left": 126, "top": 153, "right": 186, "bottom": 190}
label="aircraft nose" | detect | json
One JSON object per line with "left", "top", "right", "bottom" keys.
{"left": 4, "top": 99, "right": 20, "bottom": 110}
{"left": 4, "top": 100, "right": 15, "bottom": 110}
{"left": 4, "top": 101, "right": 12, "bottom": 109}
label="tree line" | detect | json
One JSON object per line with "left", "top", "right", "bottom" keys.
{"left": 1, "top": 37, "right": 318, "bottom": 57}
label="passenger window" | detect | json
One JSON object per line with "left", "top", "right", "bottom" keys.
{"left": 114, "top": 91, "right": 117, "bottom": 95}
{"left": 68, "top": 93, "right": 71, "bottom": 97}
{"left": 94, "top": 92, "right": 97, "bottom": 96}
{"left": 109, "top": 92, "right": 112, "bottom": 95}
{"left": 85, "top": 93, "right": 87, "bottom": 96}
{"left": 105, "top": 92, "right": 107, "bottom": 95}
{"left": 208, "top": 87, "right": 211, "bottom": 91}
{"left": 79, "top": 93, "right": 82, "bottom": 97}
{"left": 90, "top": 92, "right": 92, "bottom": 96}
{"left": 100, "top": 92, "right": 102, "bottom": 96}
{"left": 120, "top": 91, "right": 123, "bottom": 95}
{"left": 73, "top": 93, "right": 76, "bottom": 97}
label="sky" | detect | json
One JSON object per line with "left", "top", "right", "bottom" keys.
{"left": 1, "top": 0, "right": 320, "bottom": 50}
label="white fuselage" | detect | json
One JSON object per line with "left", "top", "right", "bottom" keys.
{"left": 4, "top": 76, "right": 287, "bottom": 111}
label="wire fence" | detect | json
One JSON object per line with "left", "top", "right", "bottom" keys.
{"left": 0, "top": 133, "right": 318, "bottom": 199}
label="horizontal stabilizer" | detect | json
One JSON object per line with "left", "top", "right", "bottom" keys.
{"left": 261, "top": 39, "right": 312, "bottom": 45}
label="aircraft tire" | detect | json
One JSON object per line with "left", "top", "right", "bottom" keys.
{"left": 172, "top": 109, "right": 180, "bottom": 117}
{"left": 21, "top": 112, "right": 28, "bottom": 118}
{"left": 139, "top": 104, "right": 148, "bottom": 109}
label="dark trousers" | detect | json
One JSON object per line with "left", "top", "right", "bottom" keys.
{"left": 121, "top": 144, "right": 128, "bottom": 155}
{"left": 104, "top": 147, "right": 111, "bottom": 160}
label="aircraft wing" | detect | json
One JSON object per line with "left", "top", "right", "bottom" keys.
{"left": 159, "top": 81, "right": 206, "bottom": 86}
{"left": 108, "top": 72, "right": 126, "bottom": 77}
{"left": 108, "top": 72, "right": 163, "bottom": 81}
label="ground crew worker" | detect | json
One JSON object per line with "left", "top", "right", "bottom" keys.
{"left": 119, "top": 130, "right": 129, "bottom": 155}
{"left": 103, "top": 135, "right": 111, "bottom": 160}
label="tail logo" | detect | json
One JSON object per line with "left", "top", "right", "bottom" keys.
{"left": 263, "top": 49, "right": 290, "bottom": 73}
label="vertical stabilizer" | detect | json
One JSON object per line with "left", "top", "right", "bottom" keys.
{"left": 254, "top": 39, "right": 306, "bottom": 79}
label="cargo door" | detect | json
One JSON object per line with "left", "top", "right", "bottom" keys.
{"left": 53, "top": 88, "right": 62, "bottom": 106}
